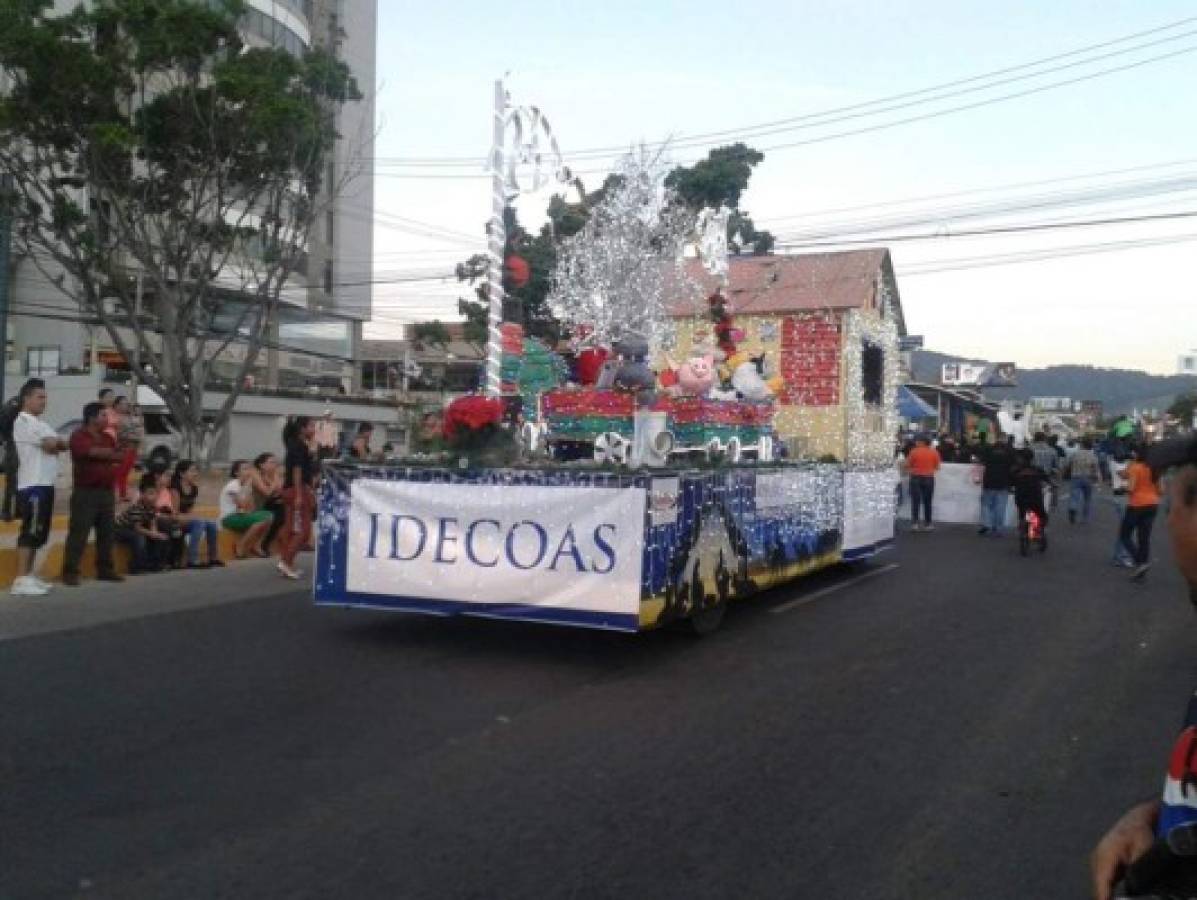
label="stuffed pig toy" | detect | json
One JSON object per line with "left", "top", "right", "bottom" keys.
{"left": 675, "top": 351, "right": 718, "bottom": 396}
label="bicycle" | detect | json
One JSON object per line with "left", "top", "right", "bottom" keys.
{"left": 1019, "top": 507, "right": 1048, "bottom": 556}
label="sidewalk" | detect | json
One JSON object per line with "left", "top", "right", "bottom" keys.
{"left": 0, "top": 557, "right": 308, "bottom": 642}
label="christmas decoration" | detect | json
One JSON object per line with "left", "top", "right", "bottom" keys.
{"left": 550, "top": 147, "right": 702, "bottom": 352}
{"left": 504, "top": 253, "right": 531, "bottom": 289}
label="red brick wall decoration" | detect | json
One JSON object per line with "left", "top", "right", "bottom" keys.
{"left": 779, "top": 312, "right": 842, "bottom": 406}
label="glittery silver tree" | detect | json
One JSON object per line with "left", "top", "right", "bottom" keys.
{"left": 550, "top": 147, "right": 703, "bottom": 350}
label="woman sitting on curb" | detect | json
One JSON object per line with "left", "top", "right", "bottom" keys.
{"left": 171, "top": 460, "right": 224, "bottom": 569}
{"left": 249, "top": 452, "right": 284, "bottom": 555}
{"left": 219, "top": 461, "right": 273, "bottom": 559}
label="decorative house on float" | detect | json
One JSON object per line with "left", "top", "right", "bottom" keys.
{"left": 665, "top": 249, "right": 905, "bottom": 466}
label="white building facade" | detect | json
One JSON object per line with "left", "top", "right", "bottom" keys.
{"left": 1179, "top": 350, "right": 1197, "bottom": 376}
{"left": 1, "top": 0, "right": 377, "bottom": 390}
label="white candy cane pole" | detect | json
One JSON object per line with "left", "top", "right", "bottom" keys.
{"left": 484, "top": 79, "right": 507, "bottom": 397}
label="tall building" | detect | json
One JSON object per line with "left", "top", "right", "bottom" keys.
{"left": 1179, "top": 350, "right": 1197, "bottom": 376}
{"left": 2, "top": 0, "right": 377, "bottom": 389}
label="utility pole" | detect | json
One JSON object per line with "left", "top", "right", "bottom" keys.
{"left": 0, "top": 174, "right": 13, "bottom": 403}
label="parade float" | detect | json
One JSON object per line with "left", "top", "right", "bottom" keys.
{"left": 314, "top": 101, "right": 901, "bottom": 634}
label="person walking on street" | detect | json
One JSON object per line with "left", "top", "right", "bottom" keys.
{"left": 978, "top": 437, "right": 1014, "bottom": 536}
{"left": 10, "top": 379, "right": 66, "bottom": 596}
{"left": 62, "top": 402, "right": 126, "bottom": 586}
{"left": 1120, "top": 445, "right": 1161, "bottom": 581}
{"left": 1030, "top": 432, "right": 1060, "bottom": 508}
{"left": 1067, "top": 437, "right": 1101, "bottom": 525}
{"left": 905, "top": 435, "right": 941, "bottom": 532}
{"left": 278, "top": 416, "right": 318, "bottom": 579}
{"left": 1090, "top": 434, "right": 1197, "bottom": 900}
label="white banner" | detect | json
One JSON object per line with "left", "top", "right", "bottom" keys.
{"left": 902, "top": 463, "right": 1018, "bottom": 526}
{"left": 843, "top": 469, "right": 898, "bottom": 552}
{"left": 345, "top": 480, "right": 647, "bottom": 615}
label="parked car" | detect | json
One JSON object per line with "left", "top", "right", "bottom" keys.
{"left": 56, "top": 411, "right": 183, "bottom": 470}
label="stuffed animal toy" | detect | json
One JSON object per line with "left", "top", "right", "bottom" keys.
{"left": 574, "top": 346, "right": 610, "bottom": 386}
{"left": 729, "top": 353, "right": 783, "bottom": 401}
{"left": 675, "top": 351, "right": 718, "bottom": 396}
{"left": 610, "top": 333, "right": 657, "bottom": 403}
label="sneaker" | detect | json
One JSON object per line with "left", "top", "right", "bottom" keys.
{"left": 31, "top": 575, "right": 53, "bottom": 591}
{"left": 1131, "top": 562, "right": 1153, "bottom": 581}
{"left": 277, "top": 561, "right": 302, "bottom": 580}
{"left": 911, "top": 523, "right": 923, "bottom": 532}
{"left": 208, "top": 559, "right": 226, "bottom": 568}
{"left": 978, "top": 527, "right": 990, "bottom": 536}
{"left": 923, "top": 524, "right": 935, "bottom": 532}
{"left": 10, "top": 576, "right": 49, "bottom": 597}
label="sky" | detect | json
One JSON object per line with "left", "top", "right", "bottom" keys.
{"left": 364, "top": 1, "right": 1197, "bottom": 375}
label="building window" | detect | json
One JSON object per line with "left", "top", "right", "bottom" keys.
{"left": 323, "top": 259, "right": 334, "bottom": 295}
{"left": 861, "top": 341, "right": 883, "bottom": 406}
{"left": 26, "top": 346, "right": 60, "bottom": 377}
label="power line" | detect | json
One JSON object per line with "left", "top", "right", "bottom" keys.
{"left": 775, "top": 208, "right": 1197, "bottom": 249}
{"left": 369, "top": 15, "right": 1197, "bottom": 167}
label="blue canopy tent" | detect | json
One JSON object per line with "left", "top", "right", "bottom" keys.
{"left": 897, "top": 385, "right": 937, "bottom": 421}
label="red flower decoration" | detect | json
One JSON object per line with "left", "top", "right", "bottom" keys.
{"left": 443, "top": 395, "right": 503, "bottom": 439}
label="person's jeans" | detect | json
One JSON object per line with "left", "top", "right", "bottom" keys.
{"left": 909, "top": 475, "right": 935, "bottom": 525}
{"left": 980, "top": 489, "right": 1007, "bottom": 533}
{"left": 116, "top": 527, "right": 165, "bottom": 572}
{"left": 186, "top": 519, "right": 220, "bottom": 565}
{"left": 63, "top": 486, "right": 117, "bottom": 577}
{"left": 1069, "top": 478, "right": 1094, "bottom": 522}
{"left": 1120, "top": 505, "right": 1158, "bottom": 566}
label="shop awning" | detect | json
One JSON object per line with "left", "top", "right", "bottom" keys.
{"left": 897, "top": 385, "right": 937, "bottom": 420}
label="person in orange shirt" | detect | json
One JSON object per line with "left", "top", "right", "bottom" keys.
{"left": 1121, "top": 444, "right": 1161, "bottom": 580}
{"left": 905, "top": 435, "right": 942, "bottom": 531}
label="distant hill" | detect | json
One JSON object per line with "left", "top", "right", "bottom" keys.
{"left": 911, "top": 350, "right": 1197, "bottom": 415}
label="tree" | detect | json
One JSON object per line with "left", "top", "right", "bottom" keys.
{"left": 455, "top": 145, "right": 773, "bottom": 348}
{"left": 0, "top": 0, "right": 361, "bottom": 461}
{"left": 410, "top": 319, "right": 450, "bottom": 349}
{"left": 665, "top": 143, "right": 775, "bottom": 255}
{"left": 1169, "top": 390, "right": 1197, "bottom": 426}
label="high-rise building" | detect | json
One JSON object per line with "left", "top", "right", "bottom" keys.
{"left": 2, "top": 0, "right": 377, "bottom": 389}
{"left": 1179, "top": 350, "right": 1197, "bottom": 376}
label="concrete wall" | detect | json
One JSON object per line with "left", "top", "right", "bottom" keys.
{"left": 40, "top": 371, "right": 407, "bottom": 463}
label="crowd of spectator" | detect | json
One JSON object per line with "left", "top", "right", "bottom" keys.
{"left": 2, "top": 383, "right": 393, "bottom": 595}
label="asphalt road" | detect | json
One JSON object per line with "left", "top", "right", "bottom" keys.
{"left": 3, "top": 500, "right": 1195, "bottom": 900}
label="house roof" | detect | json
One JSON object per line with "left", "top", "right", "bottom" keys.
{"left": 669, "top": 249, "right": 903, "bottom": 328}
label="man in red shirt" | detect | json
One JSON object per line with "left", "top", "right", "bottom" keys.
{"left": 904, "top": 435, "right": 942, "bottom": 532}
{"left": 62, "top": 401, "right": 126, "bottom": 585}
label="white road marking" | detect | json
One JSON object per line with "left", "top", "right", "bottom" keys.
{"left": 771, "top": 563, "right": 900, "bottom": 615}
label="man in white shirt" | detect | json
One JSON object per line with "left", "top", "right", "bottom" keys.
{"left": 11, "top": 379, "right": 67, "bottom": 596}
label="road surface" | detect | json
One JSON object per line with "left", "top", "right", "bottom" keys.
{"left": 2, "top": 503, "right": 1193, "bottom": 899}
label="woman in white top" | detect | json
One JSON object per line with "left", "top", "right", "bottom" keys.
{"left": 219, "top": 461, "right": 273, "bottom": 558}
